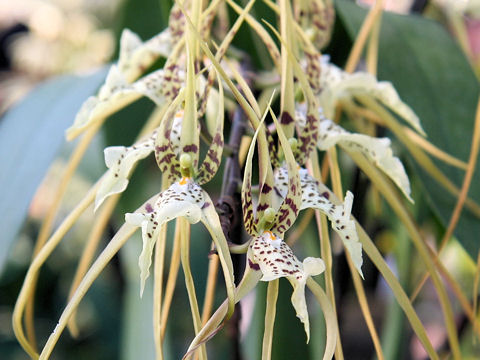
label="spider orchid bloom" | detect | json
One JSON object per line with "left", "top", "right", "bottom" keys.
{"left": 296, "top": 102, "right": 413, "bottom": 201}
{"left": 124, "top": 72, "right": 229, "bottom": 296}
{"left": 317, "top": 55, "right": 425, "bottom": 135}
{"left": 241, "top": 115, "right": 325, "bottom": 341}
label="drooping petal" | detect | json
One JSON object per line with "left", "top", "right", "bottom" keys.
{"left": 318, "top": 56, "right": 424, "bottom": 135}
{"left": 125, "top": 180, "right": 205, "bottom": 296}
{"left": 274, "top": 167, "right": 363, "bottom": 276}
{"left": 118, "top": 28, "right": 172, "bottom": 80}
{"left": 95, "top": 131, "right": 157, "bottom": 210}
{"left": 248, "top": 232, "right": 325, "bottom": 340}
{"left": 66, "top": 66, "right": 171, "bottom": 139}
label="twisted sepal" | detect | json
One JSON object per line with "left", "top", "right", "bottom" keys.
{"left": 125, "top": 179, "right": 205, "bottom": 296}
{"left": 95, "top": 131, "right": 157, "bottom": 210}
{"left": 118, "top": 28, "right": 171, "bottom": 80}
{"left": 196, "top": 73, "right": 224, "bottom": 185}
{"left": 248, "top": 232, "right": 325, "bottom": 341}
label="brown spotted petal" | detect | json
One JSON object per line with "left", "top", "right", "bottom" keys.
{"left": 295, "top": 102, "right": 319, "bottom": 166}
{"left": 318, "top": 117, "right": 412, "bottom": 201}
{"left": 274, "top": 167, "right": 363, "bottom": 276}
{"left": 168, "top": 2, "right": 188, "bottom": 44}
{"left": 125, "top": 179, "right": 205, "bottom": 296}
{"left": 248, "top": 232, "right": 325, "bottom": 341}
{"left": 318, "top": 56, "right": 424, "bottom": 135}
{"left": 270, "top": 112, "right": 302, "bottom": 236}
{"left": 293, "top": 0, "right": 335, "bottom": 50}
{"left": 295, "top": 104, "right": 412, "bottom": 201}
{"left": 95, "top": 130, "right": 157, "bottom": 211}
{"left": 66, "top": 66, "right": 169, "bottom": 138}
{"left": 155, "top": 101, "right": 184, "bottom": 183}
{"left": 118, "top": 28, "right": 171, "bottom": 80}
{"left": 196, "top": 80, "right": 224, "bottom": 185}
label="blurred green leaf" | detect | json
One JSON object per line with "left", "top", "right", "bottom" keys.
{"left": 0, "top": 67, "right": 108, "bottom": 271}
{"left": 336, "top": 0, "right": 480, "bottom": 257}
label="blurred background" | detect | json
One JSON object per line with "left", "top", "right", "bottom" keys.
{"left": 1, "top": 0, "right": 480, "bottom": 359}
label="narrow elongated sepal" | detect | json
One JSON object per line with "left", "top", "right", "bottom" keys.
{"left": 196, "top": 71, "right": 224, "bottom": 185}
{"left": 155, "top": 93, "right": 185, "bottom": 182}
{"left": 198, "top": 190, "right": 235, "bottom": 319}
{"left": 248, "top": 232, "right": 325, "bottom": 340}
{"left": 242, "top": 124, "right": 260, "bottom": 236}
{"left": 269, "top": 110, "right": 302, "bottom": 236}
{"left": 125, "top": 180, "right": 205, "bottom": 296}
{"left": 318, "top": 56, "right": 424, "bottom": 135}
{"left": 95, "top": 131, "right": 157, "bottom": 210}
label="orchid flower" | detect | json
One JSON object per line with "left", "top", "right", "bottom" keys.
{"left": 122, "top": 78, "right": 229, "bottom": 296}
{"left": 240, "top": 113, "right": 325, "bottom": 341}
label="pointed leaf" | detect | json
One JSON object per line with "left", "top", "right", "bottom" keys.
{"left": 336, "top": 0, "right": 480, "bottom": 255}
{"left": 0, "top": 68, "right": 108, "bottom": 271}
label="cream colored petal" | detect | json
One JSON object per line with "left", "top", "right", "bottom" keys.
{"left": 95, "top": 132, "right": 157, "bottom": 210}
{"left": 318, "top": 56, "right": 424, "bottom": 134}
{"left": 274, "top": 167, "right": 363, "bottom": 276}
{"left": 118, "top": 28, "right": 171, "bottom": 79}
{"left": 317, "top": 116, "right": 412, "bottom": 201}
{"left": 288, "top": 255, "right": 325, "bottom": 343}
{"left": 125, "top": 180, "right": 204, "bottom": 296}
{"left": 248, "top": 232, "right": 325, "bottom": 341}
{"left": 296, "top": 104, "right": 412, "bottom": 200}
{"left": 66, "top": 66, "right": 170, "bottom": 138}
